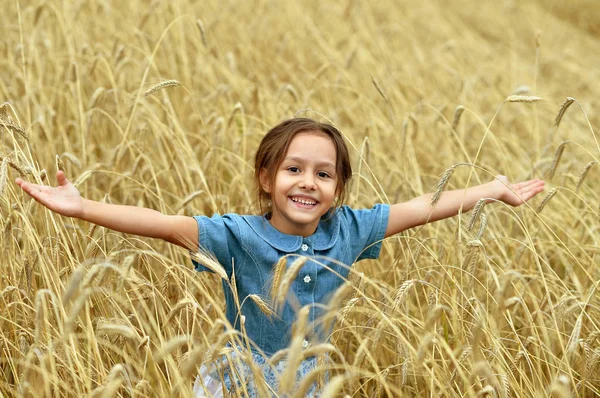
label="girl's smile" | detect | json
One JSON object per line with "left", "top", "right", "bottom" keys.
{"left": 261, "top": 131, "right": 338, "bottom": 237}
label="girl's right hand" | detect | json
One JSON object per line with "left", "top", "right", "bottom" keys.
{"left": 16, "top": 171, "right": 84, "bottom": 218}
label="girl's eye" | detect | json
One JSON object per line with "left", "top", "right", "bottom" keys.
{"left": 287, "top": 167, "right": 300, "bottom": 173}
{"left": 317, "top": 172, "right": 330, "bottom": 178}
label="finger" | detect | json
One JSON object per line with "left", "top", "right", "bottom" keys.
{"left": 56, "top": 171, "right": 69, "bottom": 186}
{"left": 519, "top": 184, "right": 545, "bottom": 201}
{"left": 18, "top": 180, "right": 52, "bottom": 194}
{"left": 513, "top": 179, "right": 543, "bottom": 190}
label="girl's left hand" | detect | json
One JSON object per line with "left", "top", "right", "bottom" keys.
{"left": 493, "top": 175, "right": 545, "bottom": 206}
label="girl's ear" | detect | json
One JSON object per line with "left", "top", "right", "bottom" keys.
{"left": 259, "top": 168, "right": 271, "bottom": 193}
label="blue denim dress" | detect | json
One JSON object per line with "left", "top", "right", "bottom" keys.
{"left": 192, "top": 204, "right": 389, "bottom": 396}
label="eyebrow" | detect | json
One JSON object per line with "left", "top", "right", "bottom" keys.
{"left": 283, "top": 156, "right": 335, "bottom": 169}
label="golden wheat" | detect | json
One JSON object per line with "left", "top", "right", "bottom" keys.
{"left": 141, "top": 80, "right": 182, "bottom": 98}
{"left": 504, "top": 95, "right": 543, "bottom": 103}
{"left": 2, "top": 2, "right": 599, "bottom": 397}
{"left": 546, "top": 141, "right": 570, "bottom": 180}
{"left": 555, "top": 97, "right": 575, "bottom": 127}
{"left": 431, "top": 165, "right": 457, "bottom": 207}
{"left": 274, "top": 256, "right": 309, "bottom": 310}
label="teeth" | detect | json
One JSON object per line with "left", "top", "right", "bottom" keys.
{"left": 292, "top": 197, "right": 316, "bottom": 205}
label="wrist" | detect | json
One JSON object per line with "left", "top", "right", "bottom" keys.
{"left": 489, "top": 179, "right": 506, "bottom": 202}
{"left": 78, "top": 198, "right": 90, "bottom": 220}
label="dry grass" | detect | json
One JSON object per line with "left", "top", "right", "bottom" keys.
{"left": 1, "top": 0, "right": 600, "bottom": 397}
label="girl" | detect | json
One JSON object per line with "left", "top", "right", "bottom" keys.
{"left": 15, "top": 118, "right": 545, "bottom": 397}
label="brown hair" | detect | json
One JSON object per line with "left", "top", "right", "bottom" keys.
{"left": 254, "top": 118, "right": 352, "bottom": 214}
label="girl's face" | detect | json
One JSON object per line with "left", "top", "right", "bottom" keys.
{"left": 261, "top": 131, "right": 338, "bottom": 237}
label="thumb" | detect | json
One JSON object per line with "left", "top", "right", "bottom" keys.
{"left": 56, "top": 171, "right": 69, "bottom": 186}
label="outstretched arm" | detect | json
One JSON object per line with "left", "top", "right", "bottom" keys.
{"left": 15, "top": 171, "right": 198, "bottom": 250}
{"left": 384, "top": 176, "right": 545, "bottom": 238}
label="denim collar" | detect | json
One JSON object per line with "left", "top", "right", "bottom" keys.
{"left": 242, "top": 209, "right": 340, "bottom": 252}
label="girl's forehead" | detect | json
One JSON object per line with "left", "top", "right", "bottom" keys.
{"left": 285, "top": 132, "right": 337, "bottom": 164}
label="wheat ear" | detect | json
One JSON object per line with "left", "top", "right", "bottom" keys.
{"left": 451, "top": 105, "right": 465, "bottom": 130}
{"left": 96, "top": 323, "right": 137, "bottom": 340}
{"left": 575, "top": 161, "right": 596, "bottom": 192}
{"left": 467, "top": 199, "right": 487, "bottom": 232}
{"left": 505, "top": 95, "right": 543, "bottom": 103}
{"left": 275, "top": 256, "right": 309, "bottom": 309}
{"left": 537, "top": 188, "right": 557, "bottom": 213}
{"left": 546, "top": 141, "right": 570, "bottom": 180}
{"left": 554, "top": 97, "right": 575, "bottom": 127}
{"left": 431, "top": 165, "right": 457, "bottom": 206}
{"left": 196, "top": 19, "right": 207, "bottom": 47}
{"left": 0, "top": 157, "right": 8, "bottom": 197}
{"left": 270, "top": 255, "right": 288, "bottom": 302}
{"left": 393, "top": 279, "right": 416, "bottom": 311}
{"left": 248, "top": 294, "right": 276, "bottom": 317}
{"left": 142, "top": 80, "right": 181, "bottom": 97}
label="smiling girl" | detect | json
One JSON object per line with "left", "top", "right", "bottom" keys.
{"left": 15, "top": 118, "right": 545, "bottom": 397}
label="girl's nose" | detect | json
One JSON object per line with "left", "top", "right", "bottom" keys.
{"left": 299, "top": 175, "right": 316, "bottom": 190}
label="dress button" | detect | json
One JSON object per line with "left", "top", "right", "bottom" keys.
{"left": 303, "top": 275, "right": 311, "bottom": 284}
{"left": 301, "top": 243, "right": 308, "bottom": 251}
{"left": 302, "top": 339, "right": 309, "bottom": 348}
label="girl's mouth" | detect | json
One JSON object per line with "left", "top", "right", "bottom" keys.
{"left": 289, "top": 196, "right": 318, "bottom": 208}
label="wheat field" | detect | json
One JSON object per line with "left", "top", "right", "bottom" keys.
{"left": 1, "top": 0, "right": 599, "bottom": 396}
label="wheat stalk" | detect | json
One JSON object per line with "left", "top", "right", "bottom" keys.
{"left": 566, "top": 313, "right": 583, "bottom": 354}
{"left": 0, "top": 103, "right": 29, "bottom": 141}
{"left": 275, "top": 256, "right": 309, "bottom": 310}
{"left": 467, "top": 198, "right": 487, "bottom": 232}
{"left": 34, "top": 291, "right": 46, "bottom": 346}
{"left": 248, "top": 294, "right": 276, "bottom": 317}
{"left": 0, "top": 157, "right": 9, "bottom": 197}
{"left": 501, "top": 373, "right": 511, "bottom": 398}
{"left": 476, "top": 213, "right": 487, "bottom": 240}
{"left": 477, "top": 385, "right": 496, "bottom": 397}
{"left": 554, "top": 97, "right": 575, "bottom": 127}
{"left": 450, "top": 345, "right": 472, "bottom": 382}
{"left": 165, "top": 299, "right": 196, "bottom": 323}
{"left": 88, "top": 87, "right": 105, "bottom": 109}
{"left": 73, "top": 170, "right": 94, "bottom": 188}
{"left": 142, "top": 80, "right": 181, "bottom": 97}
{"left": 371, "top": 76, "right": 388, "bottom": 102}
{"left": 505, "top": 95, "right": 543, "bottom": 103}
{"left": 451, "top": 105, "right": 465, "bottom": 130}
{"left": 61, "top": 266, "right": 87, "bottom": 304}
{"left": 55, "top": 155, "right": 65, "bottom": 172}
{"left": 424, "top": 304, "right": 451, "bottom": 330}
{"left": 537, "top": 188, "right": 557, "bottom": 213}
{"left": 154, "top": 335, "right": 192, "bottom": 363}
{"left": 392, "top": 279, "right": 416, "bottom": 312}
{"left": 338, "top": 297, "right": 361, "bottom": 324}
{"left": 546, "top": 141, "right": 570, "bottom": 180}
{"left": 196, "top": 19, "right": 207, "bottom": 47}
{"left": 270, "top": 255, "right": 289, "bottom": 300}
{"left": 281, "top": 83, "right": 299, "bottom": 102}
{"left": 189, "top": 250, "right": 228, "bottom": 280}
{"left": 320, "top": 374, "right": 346, "bottom": 398}
{"left": 512, "top": 85, "right": 530, "bottom": 95}
{"left": 327, "top": 281, "right": 353, "bottom": 311}
{"left": 431, "top": 165, "right": 457, "bottom": 207}
{"left": 575, "top": 161, "right": 596, "bottom": 192}
{"left": 65, "top": 288, "right": 92, "bottom": 335}
{"left": 279, "top": 309, "right": 310, "bottom": 394}
{"left": 96, "top": 323, "right": 137, "bottom": 340}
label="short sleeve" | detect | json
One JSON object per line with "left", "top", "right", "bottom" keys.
{"left": 340, "top": 204, "right": 390, "bottom": 261}
{"left": 191, "top": 214, "right": 236, "bottom": 275}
